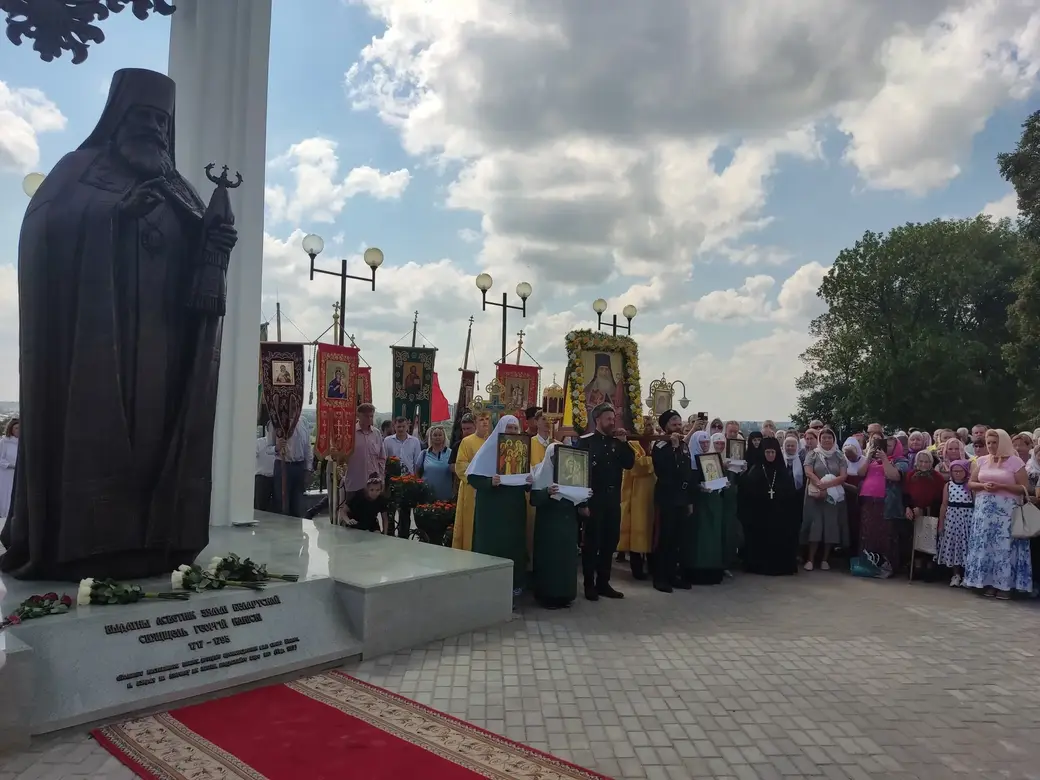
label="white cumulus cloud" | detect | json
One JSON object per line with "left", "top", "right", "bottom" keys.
{"left": 0, "top": 81, "right": 66, "bottom": 173}
{"left": 265, "top": 137, "right": 411, "bottom": 224}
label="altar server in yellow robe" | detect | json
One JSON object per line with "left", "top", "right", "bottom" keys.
{"left": 524, "top": 407, "right": 551, "bottom": 569}
{"left": 618, "top": 418, "right": 656, "bottom": 580}
{"left": 452, "top": 413, "right": 490, "bottom": 551}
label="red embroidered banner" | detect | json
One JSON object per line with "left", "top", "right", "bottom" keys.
{"left": 356, "top": 365, "right": 373, "bottom": 407}
{"left": 316, "top": 343, "right": 360, "bottom": 459}
{"left": 496, "top": 363, "right": 541, "bottom": 420}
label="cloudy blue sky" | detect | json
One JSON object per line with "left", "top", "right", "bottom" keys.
{"left": 0, "top": 0, "right": 1033, "bottom": 418}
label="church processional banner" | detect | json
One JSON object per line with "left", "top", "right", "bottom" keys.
{"left": 496, "top": 363, "right": 540, "bottom": 420}
{"left": 259, "top": 342, "right": 305, "bottom": 443}
{"left": 449, "top": 369, "right": 478, "bottom": 455}
{"left": 391, "top": 346, "right": 437, "bottom": 426}
{"left": 315, "top": 343, "right": 360, "bottom": 459}
{"left": 562, "top": 330, "right": 641, "bottom": 435}
{"left": 356, "top": 365, "right": 373, "bottom": 408}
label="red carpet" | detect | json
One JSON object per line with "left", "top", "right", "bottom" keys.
{"left": 93, "top": 671, "right": 611, "bottom": 779}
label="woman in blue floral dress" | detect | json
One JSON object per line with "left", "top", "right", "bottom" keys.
{"left": 963, "top": 429, "right": 1033, "bottom": 599}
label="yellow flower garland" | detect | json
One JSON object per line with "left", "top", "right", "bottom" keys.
{"left": 564, "top": 330, "right": 642, "bottom": 432}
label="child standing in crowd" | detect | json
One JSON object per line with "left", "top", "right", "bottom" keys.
{"left": 937, "top": 460, "right": 974, "bottom": 586}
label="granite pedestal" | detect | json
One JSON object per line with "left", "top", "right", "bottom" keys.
{"left": 0, "top": 512, "right": 513, "bottom": 738}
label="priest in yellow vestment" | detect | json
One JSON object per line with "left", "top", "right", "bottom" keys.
{"left": 618, "top": 424, "right": 656, "bottom": 580}
{"left": 524, "top": 407, "right": 551, "bottom": 569}
{"left": 452, "top": 413, "right": 490, "bottom": 551}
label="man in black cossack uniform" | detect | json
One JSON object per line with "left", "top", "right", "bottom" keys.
{"left": 650, "top": 409, "right": 696, "bottom": 594}
{"left": 574, "top": 403, "right": 635, "bottom": 601}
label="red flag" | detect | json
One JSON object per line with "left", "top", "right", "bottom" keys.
{"left": 431, "top": 371, "right": 450, "bottom": 422}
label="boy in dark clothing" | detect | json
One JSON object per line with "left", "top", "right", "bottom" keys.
{"left": 341, "top": 474, "right": 389, "bottom": 533}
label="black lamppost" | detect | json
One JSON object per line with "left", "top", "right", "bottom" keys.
{"left": 592, "top": 298, "right": 638, "bottom": 335}
{"left": 475, "top": 273, "right": 533, "bottom": 364}
{"left": 302, "top": 233, "right": 383, "bottom": 346}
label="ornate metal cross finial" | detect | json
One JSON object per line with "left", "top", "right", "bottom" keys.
{"left": 2, "top": 0, "right": 177, "bottom": 65}
{"left": 205, "top": 164, "right": 243, "bottom": 189}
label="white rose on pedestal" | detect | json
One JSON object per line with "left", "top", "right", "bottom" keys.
{"left": 76, "top": 578, "right": 95, "bottom": 606}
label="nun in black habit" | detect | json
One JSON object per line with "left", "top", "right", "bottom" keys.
{"left": 745, "top": 430, "right": 765, "bottom": 467}
{"left": 1, "top": 68, "right": 237, "bottom": 581}
{"left": 740, "top": 436, "right": 800, "bottom": 576}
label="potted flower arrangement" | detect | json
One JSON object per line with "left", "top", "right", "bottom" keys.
{"left": 389, "top": 473, "right": 430, "bottom": 509}
{"left": 413, "top": 501, "right": 456, "bottom": 545}
{"left": 385, "top": 455, "right": 403, "bottom": 486}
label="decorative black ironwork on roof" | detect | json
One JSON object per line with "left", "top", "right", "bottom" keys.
{"left": 2, "top": 0, "right": 176, "bottom": 65}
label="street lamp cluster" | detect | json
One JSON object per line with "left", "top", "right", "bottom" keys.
{"left": 475, "top": 273, "right": 533, "bottom": 364}
{"left": 303, "top": 233, "right": 383, "bottom": 345}
{"left": 592, "top": 298, "right": 637, "bottom": 335}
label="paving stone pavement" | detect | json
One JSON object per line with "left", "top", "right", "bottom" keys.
{"left": 4, "top": 568, "right": 1040, "bottom": 779}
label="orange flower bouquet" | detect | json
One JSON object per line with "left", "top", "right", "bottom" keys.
{"left": 389, "top": 473, "right": 430, "bottom": 508}
{"left": 413, "top": 501, "right": 457, "bottom": 545}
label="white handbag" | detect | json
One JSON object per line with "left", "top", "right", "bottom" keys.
{"left": 1011, "top": 501, "right": 1040, "bottom": 539}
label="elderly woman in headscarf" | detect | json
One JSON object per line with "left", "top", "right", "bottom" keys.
{"left": 530, "top": 442, "right": 591, "bottom": 609}
{"left": 782, "top": 433, "right": 806, "bottom": 546}
{"left": 685, "top": 430, "right": 727, "bottom": 584}
{"left": 466, "top": 415, "right": 534, "bottom": 600}
{"left": 937, "top": 436, "right": 966, "bottom": 479}
{"left": 800, "top": 427, "right": 849, "bottom": 571}
{"left": 906, "top": 431, "right": 926, "bottom": 464}
{"left": 842, "top": 437, "right": 866, "bottom": 554}
{"left": 964, "top": 428, "right": 1032, "bottom": 598}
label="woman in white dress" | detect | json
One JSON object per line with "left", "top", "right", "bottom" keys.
{"left": 0, "top": 418, "right": 18, "bottom": 520}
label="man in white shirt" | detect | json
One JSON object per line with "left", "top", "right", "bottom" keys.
{"left": 254, "top": 436, "right": 277, "bottom": 512}
{"left": 383, "top": 416, "right": 422, "bottom": 473}
{"left": 383, "top": 416, "right": 423, "bottom": 537}
{"left": 267, "top": 417, "right": 312, "bottom": 518}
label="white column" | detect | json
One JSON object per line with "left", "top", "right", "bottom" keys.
{"left": 168, "top": 0, "right": 272, "bottom": 526}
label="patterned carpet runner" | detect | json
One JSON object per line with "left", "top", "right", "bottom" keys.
{"left": 93, "top": 671, "right": 611, "bottom": 779}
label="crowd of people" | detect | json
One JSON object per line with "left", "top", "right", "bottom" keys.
{"left": 647, "top": 418, "right": 1038, "bottom": 601}
{"left": 257, "top": 401, "right": 1040, "bottom": 608}
{"left": 256, "top": 405, "right": 455, "bottom": 531}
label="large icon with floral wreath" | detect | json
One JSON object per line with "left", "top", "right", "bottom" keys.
{"left": 562, "top": 330, "right": 641, "bottom": 434}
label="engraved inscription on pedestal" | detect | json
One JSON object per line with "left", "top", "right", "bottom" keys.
{"left": 107, "top": 596, "right": 298, "bottom": 690}
{"left": 18, "top": 578, "right": 359, "bottom": 733}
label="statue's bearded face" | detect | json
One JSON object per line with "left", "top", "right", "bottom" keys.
{"left": 115, "top": 105, "right": 173, "bottom": 178}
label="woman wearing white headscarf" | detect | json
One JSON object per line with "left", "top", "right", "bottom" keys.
{"left": 685, "top": 429, "right": 727, "bottom": 585}
{"left": 530, "top": 443, "right": 592, "bottom": 608}
{"left": 842, "top": 437, "right": 865, "bottom": 554}
{"left": 466, "top": 415, "right": 533, "bottom": 597}
{"left": 712, "top": 432, "right": 742, "bottom": 569}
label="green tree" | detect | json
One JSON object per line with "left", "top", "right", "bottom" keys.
{"left": 792, "top": 318, "right": 866, "bottom": 438}
{"left": 795, "top": 218, "right": 1024, "bottom": 431}
{"left": 997, "top": 110, "right": 1040, "bottom": 241}
{"left": 999, "top": 111, "right": 1040, "bottom": 426}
